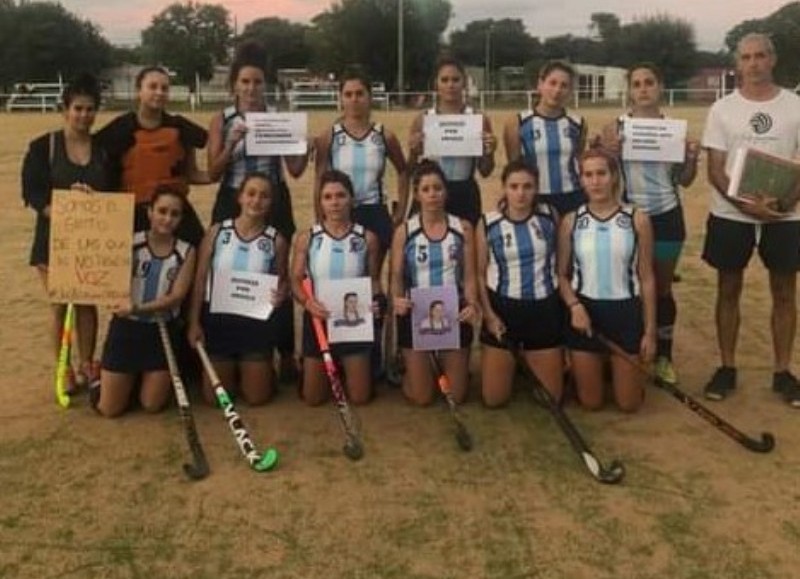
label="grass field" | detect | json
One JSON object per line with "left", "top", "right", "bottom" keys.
{"left": 0, "top": 107, "right": 798, "bottom": 579}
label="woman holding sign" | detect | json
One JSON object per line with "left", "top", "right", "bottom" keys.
{"left": 207, "top": 41, "right": 308, "bottom": 382}
{"left": 95, "top": 66, "right": 208, "bottom": 247}
{"left": 21, "top": 74, "right": 113, "bottom": 394}
{"left": 188, "top": 172, "right": 289, "bottom": 406}
{"left": 291, "top": 170, "right": 382, "bottom": 406}
{"left": 556, "top": 149, "right": 656, "bottom": 412}
{"left": 503, "top": 60, "right": 587, "bottom": 216}
{"left": 596, "top": 63, "right": 700, "bottom": 385}
{"left": 477, "top": 160, "right": 564, "bottom": 407}
{"left": 407, "top": 55, "right": 497, "bottom": 225}
{"left": 390, "top": 160, "right": 480, "bottom": 406}
{"left": 93, "top": 187, "right": 196, "bottom": 417}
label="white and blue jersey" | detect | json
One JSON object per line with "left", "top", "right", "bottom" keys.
{"left": 220, "top": 105, "right": 284, "bottom": 190}
{"left": 426, "top": 107, "right": 477, "bottom": 182}
{"left": 518, "top": 109, "right": 584, "bottom": 196}
{"left": 205, "top": 219, "right": 279, "bottom": 301}
{"left": 484, "top": 206, "right": 557, "bottom": 300}
{"left": 618, "top": 116, "right": 680, "bottom": 215}
{"left": 403, "top": 214, "right": 464, "bottom": 291}
{"left": 571, "top": 204, "right": 639, "bottom": 300}
{"left": 329, "top": 122, "right": 387, "bottom": 206}
{"left": 307, "top": 223, "right": 369, "bottom": 284}
{"left": 130, "top": 231, "right": 191, "bottom": 322}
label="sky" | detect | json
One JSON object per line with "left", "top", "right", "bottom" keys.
{"left": 59, "top": 0, "right": 790, "bottom": 51}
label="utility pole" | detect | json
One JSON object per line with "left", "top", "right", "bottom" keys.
{"left": 397, "top": 0, "right": 404, "bottom": 94}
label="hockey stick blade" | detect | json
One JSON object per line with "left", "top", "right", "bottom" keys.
{"left": 431, "top": 353, "right": 473, "bottom": 453}
{"left": 506, "top": 338, "right": 624, "bottom": 484}
{"left": 597, "top": 334, "right": 776, "bottom": 454}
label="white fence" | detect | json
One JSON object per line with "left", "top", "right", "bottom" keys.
{"left": 0, "top": 88, "right": 727, "bottom": 113}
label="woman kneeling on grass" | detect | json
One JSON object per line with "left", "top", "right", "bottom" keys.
{"left": 188, "top": 172, "right": 289, "bottom": 406}
{"left": 93, "top": 187, "right": 196, "bottom": 417}
{"left": 478, "top": 160, "right": 564, "bottom": 407}
{"left": 291, "top": 170, "right": 383, "bottom": 406}
{"left": 557, "top": 148, "right": 656, "bottom": 412}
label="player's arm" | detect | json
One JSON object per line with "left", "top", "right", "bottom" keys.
{"left": 386, "top": 130, "right": 410, "bottom": 225}
{"left": 503, "top": 114, "right": 522, "bottom": 162}
{"left": 634, "top": 210, "right": 656, "bottom": 362}
{"left": 459, "top": 220, "right": 480, "bottom": 324}
{"left": 477, "top": 114, "right": 497, "bottom": 177}
{"left": 137, "top": 248, "right": 197, "bottom": 315}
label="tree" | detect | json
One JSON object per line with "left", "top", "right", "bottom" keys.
{"left": 141, "top": 2, "right": 233, "bottom": 87}
{"left": 0, "top": 2, "right": 112, "bottom": 88}
{"left": 617, "top": 15, "right": 698, "bottom": 85}
{"left": 589, "top": 12, "right": 621, "bottom": 64}
{"left": 308, "top": 0, "right": 452, "bottom": 89}
{"left": 449, "top": 19, "right": 540, "bottom": 70}
{"left": 725, "top": 2, "right": 800, "bottom": 87}
{"left": 238, "top": 18, "right": 311, "bottom": 82}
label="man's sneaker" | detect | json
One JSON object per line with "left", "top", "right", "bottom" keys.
{"left": 655, "top": 356, "right": 678, "bottom": 385}
{"left": 772, "top": 371, "right": 800, "bottom": 408}
{"left": 704, "top": 366, "right": 736, "bottom": 401}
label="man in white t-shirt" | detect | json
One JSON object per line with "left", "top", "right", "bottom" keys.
{"left": 701, "top": 33, "right": 800, "bottom": 407}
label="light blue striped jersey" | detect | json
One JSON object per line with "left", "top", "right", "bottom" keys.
{"left": 403, "top": 214, "right": 464, "bottom": 291}
{"left": 205, "top": 219, "right": 279, "bottom": 301}
{"left": 484, "top": 205, "right": 558, "bottom": 300}
{"left": 130, "top": 231, "right": 191, "bottom": 322}
{"left": 619, "top": 116, "right": 680, "bottom": 215}
{"left": 518, "top": 109, "right": 584, "bottom": 196}
{"left": 329, "top": 122, "right": 387, "bottom": 206}
{"left": 220, "top": 105, "right": 284, "bottom": 190}
{"left": 425, "top": 106, "right": 477, "bottom": 182}
{"left": 571, "top": 204, "right": 639, "bottom": 300}
{"left": 307, "top": 222, "right": 369, "bottom": 284}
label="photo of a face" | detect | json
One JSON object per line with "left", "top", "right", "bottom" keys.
{"left": 333, "top": 292, "right": 365, "bottom": 327}
{"left": 410, "top": 286, "right": 460, "bottom": 351}
{"left": 419, "top": 300, "right": 451, "bottom": 334}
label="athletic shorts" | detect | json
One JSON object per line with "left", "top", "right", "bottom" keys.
{"left": 565, "top": 297, "right": 643, "bottom": 355}
{"left": 212, "top": 182, "right": 296, "bottom": 241}
{"left": 445, "top": 179, "right": 482, "bottom": 226}
{"left": 396, "top": 312, "right": 474, "bottom": 350}
{"left": 301, "top": 312, "right": 372, "bottom": 359}
{"left": 102, "top": 316, "right": 179, "bottom": 374}
{"left": 540, "top": 191, "right": 586, "bottom": 216}
{"left": 480, "top": 290, "right": 564, "bottom": 351}
{"left": 702, "top": 214, "right": 800, "bottom": 273}
{"left": 649, "top": 205, "right": 686, "bottom": 262}
{"left": 353, "top": 203, "right": 393, "bottom": 252}
{"left": 201, "top": 304, "right": 276, "bottom": 359}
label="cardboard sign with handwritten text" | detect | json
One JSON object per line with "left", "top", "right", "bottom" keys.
{"left": 48, "top": 190, "right": 134, "bottom": 306}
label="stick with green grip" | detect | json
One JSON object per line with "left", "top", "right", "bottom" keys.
{"left": 54, "top": 303, "right": 75, "bottom": 408}
{"left": 195, "top": 341, "right": 279, "bottom": 472}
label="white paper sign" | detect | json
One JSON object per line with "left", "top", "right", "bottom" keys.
{"left": 621, "top": 118, "right": 687, "bottom": 163}
{"left": 244, "top": 112, "right": 308, "bottom": 156}
{"left": 210, "top": 271, "right": 278, "bottom": 320}
{"left": 317, "top": 277, "right": 374, "bottom": 344}
{"left": 423, "top": 114, "right": 483, "bottom": 157}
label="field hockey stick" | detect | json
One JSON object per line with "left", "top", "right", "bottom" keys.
{"left": 596, "top": 334, "right": 775, "bottom": 453}
{"left": 504, "top": 336, "right": 624, "bottom": 484}
{"left": 195, "top": 342, "right": 280, "bottom": 471}
{"left": 156, "top": 318, "right": 210, "bottom": 481}
{"left": 54, "top": 303, "right": 75, "bottom": 408}
{"left": 428, "top": 351, "right": 473, "bottom": 451}
{"left": 302, "top": 277, "right": 364, "bottom": 461}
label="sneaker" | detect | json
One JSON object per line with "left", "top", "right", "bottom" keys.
{"left": 64, "top": 367, "right": 78, "bottom": 396}
{"left": 655, "top": 357, "right": 678, "bottom": 385}
{"left": 704, "top": 366, "right": 736, "bottom": 401}
{"left": 772, "top": 371, "right": 800, "bottom": 408}
{"left": 88, "top": 381, "right": 101, "bottom": 411}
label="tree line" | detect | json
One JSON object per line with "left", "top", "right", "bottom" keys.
{"left": 1, "top": 0, "right": 799, "bottom": 91}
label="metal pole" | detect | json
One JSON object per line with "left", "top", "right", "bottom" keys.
{"left": 397, "top": 0, "right": 404, "bottom": 95}
{"left": 484, "top": 25, "right": 491, "bottom": 93}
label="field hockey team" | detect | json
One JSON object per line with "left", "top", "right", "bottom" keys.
{"left": 23, "top": 32, "right": 800, "bottom": 420}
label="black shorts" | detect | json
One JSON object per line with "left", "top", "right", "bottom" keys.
{"left": 353, "top": 204, "right": 393, "bottom": 252}
{"left": 301, "top": 312, "right": 372, "bottom": 359}
{"left": 135, "top": 201, "right": 206, "bottom": 247}
{"left": 201, "top": 305, "right": 276, "bottom": 358}
{"left": 212, "top": 182, "right": 296, "bottom": 241}
{"left": 29, "top": 216, "right": 49, "bottom": 266}
{"left": 541, "top": 191, "right": 586, "bottom": 216}
{"left": 445, "top": 179, "right": 482, "bottom": 226}
{"left": 565, "top": 297, "right": 643, "bottom": 355}
{"left": 702, "top": 215, "right": 800, "bottom": 273}
{"left": 102, "top": 316, "right": 179, "bottom": 374}
{"left": 396, "top": 313, "right": 474, "bottom": 350}
{"left": 480, "top": 290, "right": 564, "bottom": 351}
{"left": 650, "top": 205, "right": 686, "bottom": 243}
